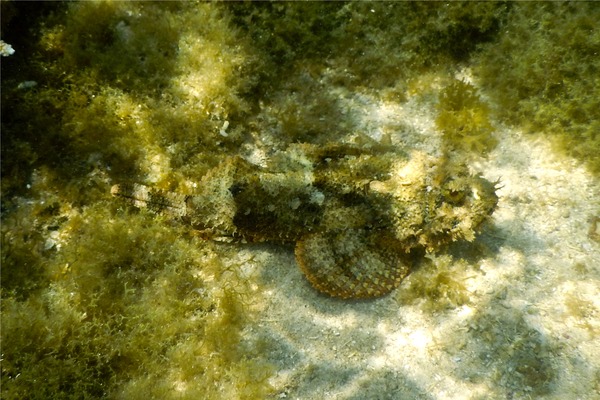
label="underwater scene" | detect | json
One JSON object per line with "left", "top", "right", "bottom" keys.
{"left": 1, "top": 2, "right": 599, "bottom": 399}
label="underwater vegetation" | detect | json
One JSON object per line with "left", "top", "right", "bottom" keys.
{"left": 1, "top": 2, "right": 270, "bottom": 398}
{"left": 1, "top": 198, "right": 273, "bottom": 399}
{"left": 397, "top": 255, "right": 473, "bottom": 312}
{"left": 475, "top": 2, "right": 600, "bottom": 175}
{"left": 435, "top": 79, "right": 497, "bottom": 156}
{"left": 1, "top": 1, "right": 597, "bottom": 398}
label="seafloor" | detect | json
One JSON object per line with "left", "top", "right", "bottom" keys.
{"left": 1, "top": 2, "right": 599, "bottom": 399}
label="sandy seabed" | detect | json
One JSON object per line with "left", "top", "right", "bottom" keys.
{"left": 234, "top": 91, "right": 600, "bottom": 400}
{"left": 2, "top": 4, "right": 598, "bottom": 399}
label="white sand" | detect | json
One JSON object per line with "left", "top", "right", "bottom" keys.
{"left": 235, "top": 88, "right": 600, "bottom": 399}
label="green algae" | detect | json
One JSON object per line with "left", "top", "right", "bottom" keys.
{"left": 475, "top": 2, "right": 600, "bottom": 175}
{"left": 1, "top": 1, "right": 598, "bottom": 398}
{"left": 436, "top": 79, "right": 497, "bottom": 156}
{"left": 1, "top": 2, "right": 271, "bottom": 398}
{"left": 226, "top": 2, "right": 507, "bottom": 106}
{"left": 1, "top": 185, "right": 273, "bottom": 399}
{"left": 396, "top": 255, "right": 472, "bottom": 311}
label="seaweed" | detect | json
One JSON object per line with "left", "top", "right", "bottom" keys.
{"left": 476, "top": 2, "right": 600, "bottom": 174}
{"left": 396, "top": 255, "right": 473, "bottom": 311}
{"left": 435, "top": 79, "right": 497, "bottom": 156}
{"left": 1, "top": 2, "right": 272, "bottom": 398}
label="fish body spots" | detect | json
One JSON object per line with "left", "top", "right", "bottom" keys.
{"left": 112, "top": 144, "right": 498, "bottom": 299}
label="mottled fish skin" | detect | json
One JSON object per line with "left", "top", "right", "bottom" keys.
{"left": 112, "top": 144, "right": 498, "bottom": 299}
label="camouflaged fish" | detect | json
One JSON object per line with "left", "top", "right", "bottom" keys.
{"left": 111, "top": 143, "right": 498, "bottom": 299}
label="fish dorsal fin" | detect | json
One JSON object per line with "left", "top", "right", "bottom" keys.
{"left": 295, "top": 229, "right": 410, "bottom": 299}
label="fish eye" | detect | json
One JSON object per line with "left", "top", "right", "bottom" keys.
{"left": 444, "top": 188, "right": 466, "bottom": 204}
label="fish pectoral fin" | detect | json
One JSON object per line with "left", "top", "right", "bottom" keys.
{"left": 295, "top": 229, "right": 410, "bottom": 299}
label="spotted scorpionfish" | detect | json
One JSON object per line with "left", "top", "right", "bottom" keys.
{"left": 112, "top": 143, "right": 498, "bottom": 299}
